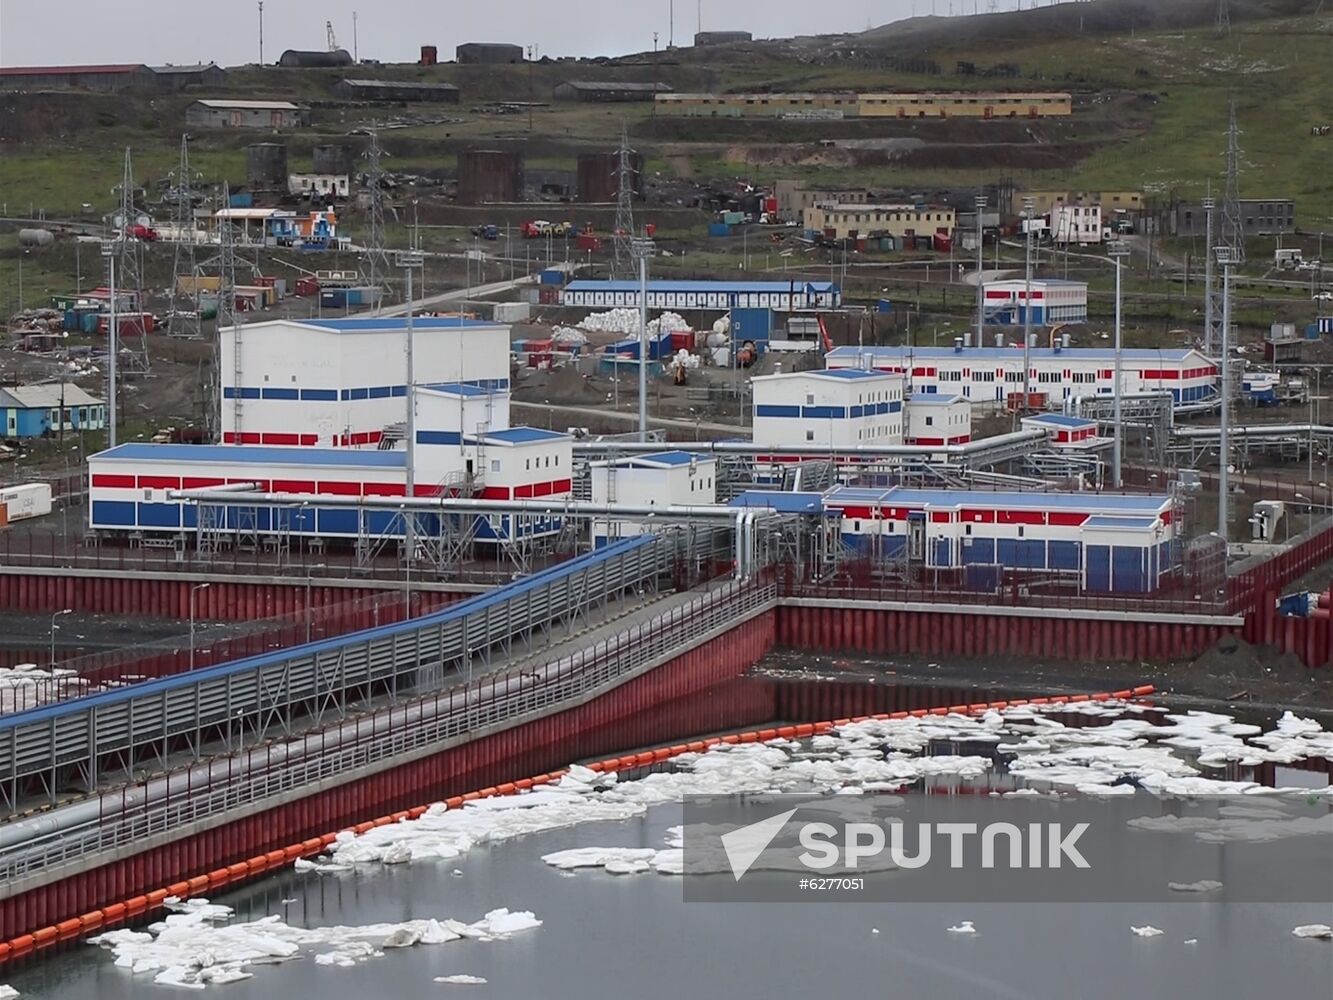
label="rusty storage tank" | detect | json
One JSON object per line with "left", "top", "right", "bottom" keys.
{"left": 577, "top": 151, "right": 644, "bottom": 203}
{"left": 246, "top": 142, "right": 289, "bottom": 191}
{"left": 312, "top": 143, "right": 354, "bottom": 176}
{"left": 456, "top": 148, "right": 525, "bottom": 204}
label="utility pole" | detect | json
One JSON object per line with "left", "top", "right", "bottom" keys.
{"left": 633, "top": 237, "right": 656, "bottom": 441}
{"left": 102, "top": 242, "right": 118, "bottom": 448}
{"left": 669, "top": 0, "right": 675, "bottom": 46}
{"left": 1203, "top": 188, "right": 1217, "bottom": 356}
{"left": 974, "top": 194, "right": 987, "bottom": 347}
{"left": 1216, "top": 244, "right": 1234, "bottom": 541}
{"left": 399, "top": 250, "right": 423, "bottom": 592}
{"left": 258, "top": 1, "right": 264, "bottom": 65}
{"left": 353, "top": 11, "right": 359, "bottom": 62}
{"left": 1021, "top": 196, "right": 1034, "bottom": 408}
{"left": 1109, "top": 241, "right": 1130, "bottom": 488}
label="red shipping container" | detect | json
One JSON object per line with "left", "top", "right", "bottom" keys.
{"left": 538, "top": 287, "right": 559, "bottom": 305}
{"left": 575, "top": 234, "right": 601, "bottom": 252}
{"left": 764, "top": 197, "right": 778, "bottom": 215}
{"left": 669, "top": 331, "right": 693, "bottom": 352}
{"left": 295, "top": 277, "right": 320, "bottom": 297}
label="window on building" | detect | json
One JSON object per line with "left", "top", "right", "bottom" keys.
{"left": 925, "top": 416, "right": 934, "bottom": 426}
{"left": 525, "top": 459, "right": 530, "bottom": 470}
{"left": 805, "top": 430, "right": 814, "bottom": 442}
{"left": 806, "top": 393, "right": 815, "bottom": 405}
{"left": 491, "top": 460, "right": 501, "bottom": 473}
{"left": 1018, "top": 526, "right": 1025, "bottom": 537}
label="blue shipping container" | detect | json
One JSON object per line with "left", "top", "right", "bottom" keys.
{"left": 539, "top": 269, "right": 565, "bottom": 285}
{"left": 345, "top": 289, "right": 363, "bottom": 306}
{"left": 321, "top": 290, "right": 348, "bottom": 308}
{"left": 64, "top": 309, "right": 79, "bottom": 331}
{"left": 876, "top": 299, "right": 893, "bottom": 313}
{"left": 229, "top": 192, "right": 254, "bottom": 208}
{"left": 81, "top": 312, "right": 100, "bottom": 334}
{"left": 730, "top": 307, "right": 772, "bottom": 344}
{"left": 708, "top": 223, "right": 732, "bottom": 238}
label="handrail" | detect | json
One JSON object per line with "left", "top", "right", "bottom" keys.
{"left": 0, "top": 580, "right": 776, "bottom": 882}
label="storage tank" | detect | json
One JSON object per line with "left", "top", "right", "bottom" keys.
{"left": 457, "top": 148, "right": 524, "bottom": 204}
{"left": 18, "top": 229, "right": 54, "bottom": 248}
{"left": 278, "top": 49, "right": 353, "bottom": 68}
{"left": 312, "top": 143, "right": 354, "bottom": 176}
{"left": 576, "top": 151, "right": 643, "bottom": 203}
{"left": 246, "top": 143, "right": 289, "bottom": 191}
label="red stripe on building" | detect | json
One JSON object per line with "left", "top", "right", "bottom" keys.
{"left": 182, "top": 477, "right": 225, "bottom": 489}
{"left": 318, "top": 481, "right": 361, "bottom": 496}
{"left": 272, "top": 479, "right": 317, "bottom": 494}
{"left": 137, "top": 475, "right": 181, "bottom": 489}
{"left": 363, "top": 482, "right": 406, "bottom": 497}
{"left": 479, "top": 486, "right": 511, "bottom": 500}
{"left": 91, "top": 474, "right": 135, "bottom": 489}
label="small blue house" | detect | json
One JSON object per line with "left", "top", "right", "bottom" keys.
{"left": 0, "top": 383, "right": 106, "bottom": 439}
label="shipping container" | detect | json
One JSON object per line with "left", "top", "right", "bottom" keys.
{"left": 229, "top": 192, "right": 254, "bottom": 208}
{"left": 493, "top": 302, "right": 533, "bottom": 323}
{"left": 876, "top": 299, "right": 894, "bottom": 313}
{"left": 708, "top": 222, "right": 732, "bottom": 237}
{"left": 723, "top": 211, "right": 745, "bottom": 226}
{"left": 0, "top": 483, "right": 53, "bottom": 524}
{"left": 97, "top": 313, "right": 155, "bottom": 336}
{"left": 295, "top": 277, "right": 321, "bottom": 297}
{"left": 538, "top": 286, "right": 560, "bottom": 305}
{"left": 574, "top": 234, "right": 602, "bottom": 252}
{"left": 539, "top": 269, "right": 566, "bottom": 286}
{"left": 730, "top": 307, "right": 772, "bottom": 344}
{"left": 80, "top": 312, "right": 100, "bottom": 335}
{"left": 321, "top": 289, "right": 348, "bottom": 309}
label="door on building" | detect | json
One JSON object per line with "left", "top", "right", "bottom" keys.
{"left": 230, "top": 110, "right": 243, "bottom": 127}
{"left": 907, "top": 513, "right": 926, "bottom": 562}
{"left": 271, "top": 111, "right": 284, "bottom": 128}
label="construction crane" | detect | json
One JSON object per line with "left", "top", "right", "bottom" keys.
{"left": 326, "top": 21, "right": 339, "bottom": 51}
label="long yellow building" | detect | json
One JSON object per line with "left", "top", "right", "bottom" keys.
{"left": 654, "top": 91, "right": 1072, "bottom": 118}
{"left": 805, "top": 203, "right": 957, "bottom": 240}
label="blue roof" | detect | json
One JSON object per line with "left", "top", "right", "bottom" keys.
{"left": 1026, "top": 414, "right": 1096, "bottom": 428}
{"left": 627, "top": 450, "right": 713, "bottom": 468}
{"left": 476, "top": 427, "right": 569, "bottom": 445}
{"left": 823, "top": 485, "right": 1168, "bottom": 515}
{"left": 809, "top": 368, "right": 889, "bottom": 381}
{"left": 827, "top": 346, "right": 1203, "bottom": 363}
{"left": 564, "top": 280, "right": 838, "bottom": 294}
{"left": 422, "top": 382, "right": 490, "bottom": 398}
{"left": 302, "top": 317, "right": 501, "bottom": 332}
{"left": 94, "top": 444, "right": 405, "bottom": 468}
{"left": 730, "top": 491, "right": 824, "bottom": 514}
{"left": 0, "top": 536, "right": 655, "bottom": 733}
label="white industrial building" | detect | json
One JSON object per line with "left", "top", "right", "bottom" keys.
{"left": 288, "top": 173, "right": 350, "bottom": 198}
{"left": 751, "top": 369, "right": 904, "bottom": 449}
{"left": 825, "top": 345, "right": 1218, "bottom": 410}
{"left": 1021, "top": 413, "right": 1105, "bottom": 450}
{"left": 220, "top": 317, "right": 511, "bottom": 447}
{"left": 1051, "top": 204, "right": 1102, "bottom": 245}
{"left": 981, "top": 279, "right": 1088, "bottom": 326}
{"left": 903, "top": 394, "right": 971, "bottom": 446}
{"left": 589, "top": 451, "right": 716, "bottom": 545}
{"left": 559, "top": 280, "right": 840, "bottom": 312}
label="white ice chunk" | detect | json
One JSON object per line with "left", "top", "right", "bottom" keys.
{"left": 434, "top": 975, "right": 488, "bottom": 984}
{"left": 1292, "top": 924, "right": 1332, "bottom": 939}
{"left": 1131, "top": 926, "right": 1164, "bottom": 937}
{"left": 947, "top": 921, "right": 976, "bottom": 934}
{"left": 1168, "top": 880, "right": 1223, "bottom": 893}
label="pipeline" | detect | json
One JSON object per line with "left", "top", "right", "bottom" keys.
{"left": 0, "top": 684, "right": 1156, "bottom": 966}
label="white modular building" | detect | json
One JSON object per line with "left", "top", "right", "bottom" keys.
{"left": 751, "top": 369, "right": 905, "bottom": 450}
{"left": 981, "top": 279, "right": 1087, "bottom": 326}
{"left": 1051, "top": 203, "right": 1103, "bottom": 245}
{"left": 220, "top": 317, "right": 512, "bottom": 447}
{"left": 1021, "top": 413, "right": 1105, "bottom": 449}
{"left": 467, "top": 427, "right": 573, "bottom": 543}
{"left": 589, "top": 451, "right": 716, "bottom": 545}
{"left": 903, "top": 393, "right": 971, "bottom": 446}
{"left": 824, "top": 486, "right": 1178, "bottom": 593}
{"left": 559, "top": 280, "right": 841, "bottom": 312}
{"left": 825, "top": 345, "right": 1218, "bottom": 411}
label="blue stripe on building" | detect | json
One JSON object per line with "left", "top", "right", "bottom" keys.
{"left": 416, "top": 430, "right": 463, "bottom": 445}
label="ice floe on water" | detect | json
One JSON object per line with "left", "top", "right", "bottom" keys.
{"left": 1292, "top": 924, "right": 1332, "bottom": 940}
{"left": 87, "top": 897, "right": 539, "bottom": 990}
{"left": 1131, "top": 926, "right": 1164, "bottom": 937}
{"left": 0, "top": 985, "right": 18, "bottom": 999}
{"left": 434, "top": 975, "right": 488, "bottom": 984}
{"left": 294, "top": 703, "right": 1331, "bottom": 880}
{"left": 947, "top": 921, "right": 977, "bottom": 934}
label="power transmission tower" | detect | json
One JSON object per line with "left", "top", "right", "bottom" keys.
{"left": 360, "top": 131, "right": 390, "bottom": 311}
{"left": 113, "top": 148, "right": 152, "bottom": 375}
{"left": 1203, "top": 184, "right": 1219, "bottom": 356}
{"left": 167, "top": 135, "right": 202, "bottom": 340}
{"left": 1221, "top": 101, "right": 1244, "bottom": 264}
{"left": 1215, "top": 0, "right": 1231, "bottom": 37}
{"left": 612, "top": 124, "right": 637, "bottom": 279}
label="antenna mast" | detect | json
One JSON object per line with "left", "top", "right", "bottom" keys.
{"left": 1221, "top": 100, "right": 1244, "bottom": 265}
{"left": 360, "top": 132, "right": 390, "bottom": 311}
{"left": 612, "top": 124, "right": 637, "bottom": 279}
{"left": 167, "top": 135, "right": 201, "bottom": 342}
{"left": 217, "top": 183, "right": 240, "bottom": 443}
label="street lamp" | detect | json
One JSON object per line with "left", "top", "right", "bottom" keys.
{"left": 189, "top": 583, "right": 211, "bottom": 671}
{"left": 1214, "top": 245, "right": 1235, "bottom": 541}
{"left": 1108, "top": 240, "right": 1130, "bottom": 488}
{"left": 49, "top": 608, "right": 72, "bottom": 667}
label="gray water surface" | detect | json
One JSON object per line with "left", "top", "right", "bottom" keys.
{"left": 8, "top": 804, "right": 1332, "bottom": 1000}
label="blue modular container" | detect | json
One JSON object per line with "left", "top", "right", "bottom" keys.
{"left": 730, "top": 307, "right": 772, "bottom": 345}
{"left": 81, "top": 312, "right": 101, "bottom": 334}
{"left": 64, "top": 309, "right": 79, "bottom": 331}
{"left": 321, "top": 289, "right": 348, "bottom": 309}
{"left": 708, "top": 222, "right": 732, "bottom": 237}
{"left": 229, "top": 192, "right": 254, "bottom": 208}
{"left": 1305, "top": 323, "right": 1321, "bottom": 340}
{"left": 539, "top": 269, "right": 565, "bottom": 285}
{"left": 345, "top": 288, "right": 363, "bottom": 306}
{"left": 876, "top": 298, "right": 893, "bottom": 313}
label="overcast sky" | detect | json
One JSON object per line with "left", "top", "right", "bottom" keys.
{"left": 0, "top": 0, "right": 959, "bottom": 66}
